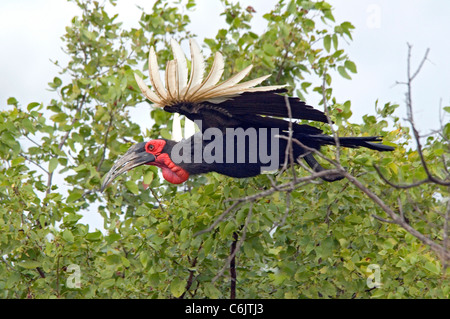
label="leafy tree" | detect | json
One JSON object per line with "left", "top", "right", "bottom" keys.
{"left": 0, "top": 0, "right": 448, "bottom": 299}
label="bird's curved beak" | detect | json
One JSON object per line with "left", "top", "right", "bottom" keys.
{"left": 100, "top": 142, "right": 156, "bottom": 192}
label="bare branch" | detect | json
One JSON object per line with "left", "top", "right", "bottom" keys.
{"left": 407, "top": 43, "right": 430, "bottom": 82}
{"left": 378, "top": 45, "right": 449, "bottom": 188}
{"left": 283, "top": 95, "right": 298, "bottom": 184}
{"left": 374, "top": 164, "right": 429, "bottom": 189}
{"left": 149, "top": 187, "right": 166, "bottom": 214}
{"left": 19, "top": 152, "right": 50, "bottom": 175}
{"left": 372, "top": 214, "right": 398, "bottom": 224}
{"left": 342, "top": 170, "right": 450, "bottom": 261}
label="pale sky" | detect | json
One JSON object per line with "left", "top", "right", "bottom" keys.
{"left": 1, "top": 0, "right": 448, "bottom": 130}
{"left": 1, "top": 0, "right": 449, "bottom": 230}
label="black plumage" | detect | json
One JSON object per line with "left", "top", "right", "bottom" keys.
{"left": 100, "top": 39, "right": 394, "bottom": 190}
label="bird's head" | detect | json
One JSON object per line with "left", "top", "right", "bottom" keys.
{"left": 101, "top": 139, "right": 190, "bottom": 191}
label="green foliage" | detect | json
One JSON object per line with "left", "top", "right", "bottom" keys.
{"left": 0, "top": 0, "right": 448, "bottom": 299}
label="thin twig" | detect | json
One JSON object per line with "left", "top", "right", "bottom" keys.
{"left": 342, "top": 169, "right": 450, "bottom": 260}
{"left": 373, "top": 165, "right": 429, "bottom": 189}
{"left": 149, "top": 187, "right": 165, "bottom": 214}
{"left": 19, "top": 153, "right": 50, "bottom": 175}
{"left": 283, "top": 96, "right": 298, "bottom": 185}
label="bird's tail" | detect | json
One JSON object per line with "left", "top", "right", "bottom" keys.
{"left": 299, "top": 135, "right": 394, "bottom": 182}
{"left": 311, "top": 135, "right": 395, "bottom": 152}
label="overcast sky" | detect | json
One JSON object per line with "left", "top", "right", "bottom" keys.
{"left": 1, "top": 0, "right": 449, "bottom": 230}
{"left": 2, "top": 0, "right": 449, "bottom": 132}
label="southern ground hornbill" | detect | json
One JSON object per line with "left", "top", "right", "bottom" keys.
{"left": 101, "top": 39, "right": 394, "bottom": 191}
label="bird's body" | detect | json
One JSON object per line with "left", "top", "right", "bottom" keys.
{"left": 101, "top": 39, "right": 394, "bottom": 191}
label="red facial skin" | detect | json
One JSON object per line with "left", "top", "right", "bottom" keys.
{"left": 144, "top": 140, "right": 190, "bottom": 184}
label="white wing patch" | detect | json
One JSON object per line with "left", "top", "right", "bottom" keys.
{"left": 134, "top": 38, "right": 286, "bottom": 107}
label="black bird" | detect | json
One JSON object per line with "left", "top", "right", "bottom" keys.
{"left": 101, "top": 39, "right": 393, "bottom": 190}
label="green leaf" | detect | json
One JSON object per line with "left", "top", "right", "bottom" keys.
{"left": 27, "top": 102, "right": 40, "bottom": 111}
{"left": 100, "top": 278, "right": 115, "bottom": 289}
{"left": 48, "top": 157, "right": 58, "bottom": 173}
{"left": 18, "top": 260, "right": 41, "bottom": 269}
{"left": 86, "top": 230, "right": 103, "bottom": 241}
{"left": 221, "top": 221, "right": 236, "bottom": 239}
{"left": 53, "top": 77, "right": 62, "bottom": 87}
{"left": 7, "top": 97, "right": 18, "bottom": 106}
{"left": 332, "top": 34, "right": 338, "bottom": 50}
{"left": 21, "top": 118, "right": 34, "bottom": 132}
{"left": 11, "top": 157, "right": 25, "bottom": 167}
{"left": 106, "top": 254, "right": 121, "bottom": 265}
{"left": 125, "top": 180, "right": 139, "bottom": 195}
{"left": 170, "top": 277, "right": 185, "bottom": 298}
{"left": 63, "top": 229, "right": 74, "bottom": 242}
{"left": 337, "top": 66, "right": 351, "bottom": 80}
{"left": 85, "top": 61, "right": 97, "bottom": 76}
{"left": 287, "top": 0, "right": 296, "bottom": 14}
{"left": 143, "top": 170, "right": 154, "bottom": 185}
{"left": 135, "top": 205, "right": 150, "bottom": 216}
{"left": 67, "top": 191, "right": 82, "bottom": 203}
{"left": 203, "top": 238, "right": 214, "bottom": 255}
{"left": 203, "top": 282, "right": 221, "bottom": 298}
{"left": 263, "top": 43, "right": 277, "bottom": 56}
{"left": 50, "top": 112, "right": 68, "bottom": 123}
{"left": 180, "top": 228, "right": 189, "bottom": 242}
{"left": 261, "top": 54, "right": 275, "bottom": 69}
{"left": 106, "top": 233, "right": 121, "bottom": 244}
{"left": 424, "top": 261, "right": 440, "bottom": 275}
{"left": 160, "top": 128, "right": 172, "bottom": 140}
{"left": 323, "top": 35, "right": 331, "bottom": 52}
{"left": 345, "top": 60, "right": 357, "bottom": 73}
{"left": 48, "top": 77, "right": 62, "bottom": 90}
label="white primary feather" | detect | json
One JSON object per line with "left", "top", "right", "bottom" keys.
{"left": 170, "top": 38, "right": 188, "bottom": 96}
{"left": 134, "top": 73, "right": 162, "bottom": 105}
{"left": 197, "top": 64, "right": 253, "bottom": 99}
{"left": 186, "top": 52, "right": 224, "bottom": 100}
{"left": 148, "top": 47, "right": 168, "bottom": 101}
{"left": 183, "top": 39, "right": 205, "bottom": 98}
{"left": 199, "top": 75, "right": 271, "bottom": 100}
{"left": 136, "top": 39, "right": 286, "bottom": 107}
{"left": 205, "top": 65, "right": 253, "bottom": 94}
{"left": 165, "top": 60, "right": 178, "bottom": 100}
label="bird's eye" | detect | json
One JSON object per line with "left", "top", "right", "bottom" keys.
{"left": 145, "top": 142, "right": 155, "bottom": 153}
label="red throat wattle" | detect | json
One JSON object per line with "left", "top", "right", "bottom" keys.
{"left": 152, "top": 153, "right": 189, "bottom": 184}
{"left": 144, "top": 140, "right": 190, "bottom": 184}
